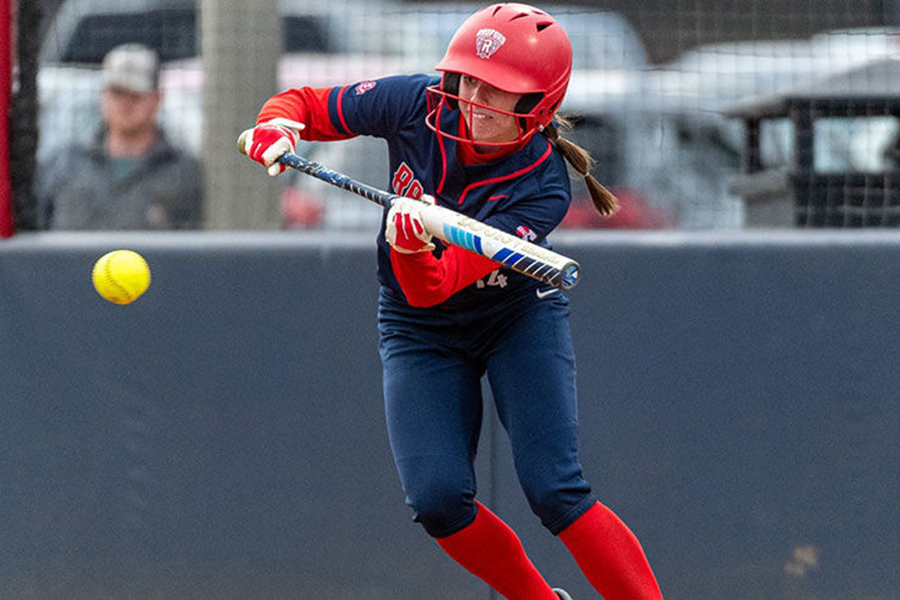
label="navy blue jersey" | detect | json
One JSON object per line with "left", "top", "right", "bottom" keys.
{"left": 277, "top": 74, "right": 572, "bottom": 310}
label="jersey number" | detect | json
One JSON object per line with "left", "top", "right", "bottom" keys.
{"left": 475, "top": 269, "right": 508, "bottom": 289}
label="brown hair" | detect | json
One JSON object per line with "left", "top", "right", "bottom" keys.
{"left": 542, "top": 116, "right": 619, "bottom": 217}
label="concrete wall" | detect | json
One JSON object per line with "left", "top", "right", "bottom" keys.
{"left": 2, "top": 231, "right": 899, "bottom": 599}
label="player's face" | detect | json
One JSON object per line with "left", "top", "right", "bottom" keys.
{"left": 458, "top": 75, "right": 522, "bottom": 148}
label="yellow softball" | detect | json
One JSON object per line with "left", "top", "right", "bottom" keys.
{"left": 92, "top": 250, "right": 151, "bottom": 305}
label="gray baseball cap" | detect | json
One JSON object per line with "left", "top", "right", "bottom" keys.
{"left": 101, "top": 43, "right": 160, "bottom": 93}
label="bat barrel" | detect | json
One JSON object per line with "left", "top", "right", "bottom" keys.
{"left": 421, "top": 204, "right": 581, "bottom": 290}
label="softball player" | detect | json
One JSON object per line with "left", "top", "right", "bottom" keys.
{"left": 243, "top": 3, "right": 663, "bottom": 598}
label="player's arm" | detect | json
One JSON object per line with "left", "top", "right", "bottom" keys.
{"left": 385, "top": 197, "right": 501, "bottom": 308}
{"left": 386, "top": 188, "right": 570, "bottom": 307}
{"left": 257, "top": 87, "right": 356, "bottom": 142}
{"left": 244, "top": 75, "right": 429, "bottom": 175}
{"left": 385, "top": 195, "right": 536, "bottom": 308}
{"left": 391, "top": 245, "right": 500, "bottom": 308}
{"left": 243, "top": 86, "right": 355, "bottom": 176}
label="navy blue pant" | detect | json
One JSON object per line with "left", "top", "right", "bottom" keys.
{"left": 378, "top": 287, "right": 596, "bottom": 538}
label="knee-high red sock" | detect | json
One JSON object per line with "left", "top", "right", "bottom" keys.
{"left": 558, "top": 502, "right": 663, "bottom": 600}
{"left": 436, "top": 502, "right": 558, "bottom": 600}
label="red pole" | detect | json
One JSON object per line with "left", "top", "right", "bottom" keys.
{"left": 0, "top": 0, "right": 15, "bottom": 237}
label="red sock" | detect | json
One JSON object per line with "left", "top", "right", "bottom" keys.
{"left": 436, "top": 502, "right": 558, "bottom": 600}
{"left": 558, "top": 502, "right": 663, "bottom": 600}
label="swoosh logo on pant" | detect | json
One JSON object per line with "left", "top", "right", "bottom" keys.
{"left": 536, "top": 288, "right": 559, "bottom": 299}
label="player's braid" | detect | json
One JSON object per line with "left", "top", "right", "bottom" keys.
{"left": 543, "top": 118, "right": 620, "bottom": 217}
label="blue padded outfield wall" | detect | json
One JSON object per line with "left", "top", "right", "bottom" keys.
{"left": 2, "top": 231, "right": 899, "bottom": 600}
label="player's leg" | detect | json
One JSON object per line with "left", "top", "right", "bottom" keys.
{"left": 486, "top": 295, "right": 663, "bottom": 600}
{"left": 380, "top": 330, "right": 483, "bottom": 537}
{"left": 378, "top": 296, "right": 557, "bottom": 599}
{"left": 435, "top": 500, "right": 560, "bottom": 600}
{"left": 558, "top": 501, "right": 663, "bottom": 600}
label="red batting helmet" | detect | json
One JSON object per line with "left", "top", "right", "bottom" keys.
{"left": 426, "top": 3, "right": 573, "bottom": 146}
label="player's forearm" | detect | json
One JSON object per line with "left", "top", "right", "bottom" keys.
{"left": 391, "top": 246, "right": 499, "bottom": 308}
{"left": 257, "top": 87, "right": 353, "bottom": 142}
{"left": 256, "top": 90, "right": 308, "bottom": 126}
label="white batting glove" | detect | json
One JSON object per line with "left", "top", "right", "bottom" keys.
{"left": 240, "top": 118, "right": 306, "bottom": 176}
{"left": 386, "top": 195, "right": 436, "bottom": 254}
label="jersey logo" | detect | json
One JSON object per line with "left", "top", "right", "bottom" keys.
{"left": 476, "top": 28, "right": 506, "bottom": 59}
{"left": 392, "top": 162, "right": 424, "bottom": 199}
{"left": 354, "top": 81, "right": 377, "bottom": 95}
{"left": 516, "top": 225, "right": 537, "bottom": 242}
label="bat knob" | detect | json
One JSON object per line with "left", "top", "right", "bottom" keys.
{"left": 237, "top": 129, "right": 252, "bottom": 155}
{"left": 560, "top": 262, "right": 580, "bottom": 290}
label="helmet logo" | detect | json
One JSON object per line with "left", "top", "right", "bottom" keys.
{"left": 475, "top": 28, "right": 506, "bottom": 59}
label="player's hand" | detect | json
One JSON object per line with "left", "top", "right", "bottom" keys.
{"left": 386, "top": 195, "right": 436, "bottom": 254}
{"left": 239, "top": 118, "right": 305, "bottom": 176}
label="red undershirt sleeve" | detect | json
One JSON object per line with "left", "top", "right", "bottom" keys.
{"left": 391, "top": 245, "right": 501, "bottom": 308}
{"left": 256, "top": 87, "right": 354, "bottom": 142}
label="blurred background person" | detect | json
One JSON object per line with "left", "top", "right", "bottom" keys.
{"left": 36, "top": 43, "right": 202, "bottom": 230}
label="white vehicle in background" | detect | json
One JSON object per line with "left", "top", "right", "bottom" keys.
{"left": 557, "top": 68, "right": 738, "bottom": 229}
{"left": 367, "top": 1, "right": 649, "bottom": 73}
{"left": 653, "top": 27, "right": 900, "bottom": 104}
{"left": 41, "top": 0, "right": 400, "bottom": 64}
{"left": 627, "top": 26, "right": 900, "bottom": 227}
{"left": 41, "top": 0, "right": 647, "bottom": 70}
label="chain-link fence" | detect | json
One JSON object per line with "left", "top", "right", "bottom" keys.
{"left": 11, "top": 0, "right": 900, "bottom": 230}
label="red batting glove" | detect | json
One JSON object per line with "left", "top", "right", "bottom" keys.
{"left": 386, "top": 196, "right": 436, "bottom": 254}
{"left": 240, "top": 118, "right": 305, "bottom": 176}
